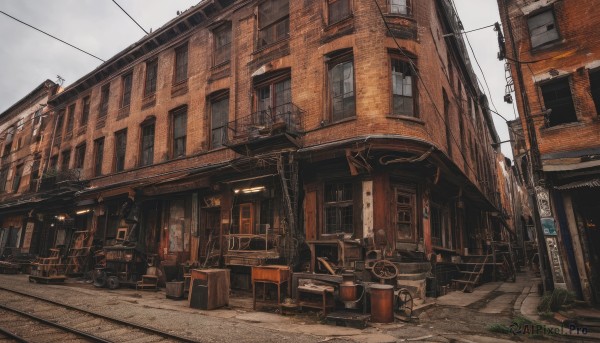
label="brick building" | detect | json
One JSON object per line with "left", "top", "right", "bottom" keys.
{"left": 499, "top": 0, "right": 600, "bottom": 303}
{"left": 2, "top": 0, "right": 512, "bottom": 295}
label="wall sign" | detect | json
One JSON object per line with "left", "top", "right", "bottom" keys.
{"left": 545, "top": 236, "right": 566, "bottom": 286}
{"left": 541, "top": 217, "right": 557, "bottom": 236}
{"left": 535, "top": 186, "right": 552, "bottom": 217}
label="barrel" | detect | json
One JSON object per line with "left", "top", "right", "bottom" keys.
{"left": 370, "top": 284, "right": 394, "bottom": 323}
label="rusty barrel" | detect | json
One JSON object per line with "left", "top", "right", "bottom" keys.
{"left": 370, "top": 284, "right": 394, "bottom": 323}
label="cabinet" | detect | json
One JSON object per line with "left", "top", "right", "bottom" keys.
{"left": 252, "top": 265, "right": 290, "bottom": 310}
{"left": 188, "top": 269, "right": 230, "bottom": 310}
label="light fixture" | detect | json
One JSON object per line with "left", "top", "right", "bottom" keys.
{"left": 76, "top": 209, "right": 91, "bottom": 215}
{"left": 55, "top": 215, "right": 66, "bottom": 221}
{"left": 234, "top": 186, "right": 266, "bottom": 194}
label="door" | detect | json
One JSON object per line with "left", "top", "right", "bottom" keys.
{"left": 239, "top": 203, "right": 254, "bottom": 234}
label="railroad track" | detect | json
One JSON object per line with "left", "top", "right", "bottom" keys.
{"left": 0, "top": 286, "right": 200, "bottom": 343}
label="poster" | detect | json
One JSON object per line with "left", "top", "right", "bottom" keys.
{"left": 541, "top": 217, "right": 557, "bottom": 236}
{"left": 535, "top": 186, "right": 552, "bottom": 217}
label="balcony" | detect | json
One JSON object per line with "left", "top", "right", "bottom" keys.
{"left": 39, "top": 169, "right": 82, "bottom": 192}
{"left": 224, "top": 103, "right": 304, "bottom": 155}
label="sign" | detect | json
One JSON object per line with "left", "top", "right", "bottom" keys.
{"left": 545, "top": 236, "right": 566, "bottom": 286}
{"left": 535, "top": 186, "right": 552, "bottom": 217}
{"left": 541, "top": 217, "right": 557, "bottom": 236}
{"left": 21, "top": 222, "right": 35, "bottom": 251}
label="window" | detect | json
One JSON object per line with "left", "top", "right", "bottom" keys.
{"left": 2, "top": 126, "right": 15, "bottom": 156}
{"left": 211, "top": 95, "right": 229, "bottom": 149}
{"left": 55, "top": 110, "right": 65, "bottom": 137}
{"left": 66, "top": 103, "right": 75, "bottom": 134}
{"left": 255, "top": 75, "right": 292, "bottom": 123}
{"left": 171, "top": 108, "right": 187, "bottom": 158}
{"left": 590, "top": 69, "right": 600, "bottom": 115}
{"left": 61, "top": 150, "right": 71, "bottom": 171}
{"left": 328, "top": 0, "right": 352, "bottom": 25}
{"left": 49, "top": 155, "right": 58, "bottom": 171}
{"left": 75, "top": 144, "right": 86, "bottom": 169}
{"left": 213, "top": 24, "right": 232, "bottom": 66}
{"left": 430, "top": 203, "right": 446, "bottom": 247}
{"left": 121, "top": 72, "right": 133, "bottom": 108}
{"left": 329, "top": 52, "right": 355, "bottom": 122}
{"left": 81, "top": 96, "right": 90, "bottom": 126}
{"left": 93, "top": 138, "right": 104, "bottom": 177}
{"left": 389, "top": 0, "right": 411, "bottom": 16}
{"left": 30, "top": 156, "right": 40, "bottom": 190}
{"left": 114, "top": 129, "right": 127, "bottom": 172}
{"left": 257, "top": 0, "right": 289, "bottom": 48}
{"left": 99, "top": 84, "right": 110, "bottom": 117}
{"left": 443, "top": 89, "right": 452, "bottom": 156}
{"left": 324, "top": 182, "right": 353, "bottom": 234}
{"left": 174, "top": 44, "right": 188, "bottom": 83}
{"left": 541, "top": 77, "right": 577, "bottom": 126}
{"left": 32, "top": 108, "right": 43, "bottom": 137}
{"left": 394, "top": 185, "right": 416, "bottom": 242}
{"left": 391, "top": 58, "right": 415, "bottom": 116}
{"left": 140, "top": 121, "right": 155, "bottom": 166}
{"left": 144, "top": 59, "right": 158, "bottom": 96}
{"left": 12, "top": 164, "right": 23, "bottom": 193}
{"left": 0, "top": 167, "right": 8, "bottom": 192}
{"left": 527, "top": 10, "right": 559, "bottom": 48}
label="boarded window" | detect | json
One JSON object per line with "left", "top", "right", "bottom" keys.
{"left": 390, "top": 0, "right": 410, "bottom": 15}
{"left": 12, "top": 164, "right": 24, "bottom": 193}
{"left": 328, "top": 0, "right": 351, "bottom": 25}
{"left": 61, "top": 150, "right": 71, "bottom": 171}
{"left": 590, "top": 69, "right": 600, "bottom": 116}
{"left": 114, "top": 129, "right": 127, "bottom": 172}
{"left": 93, "top": 138, "right": 104, "bottom": 177}
{"left": 324, "top": 182, "right": 353, "bottom": 234}
{"left": 99, "top": 84, "right": 110, "bottom": 117}
{"left": 172, "top": 108, "right": 187, "bottom": 158}
{"left": 527, "top": 10, "right": 559, "bottom": 48}
{"left": 214, "top": 24, "right": 232, "bottom": 66}
{"left": 75, "top": 144, "right": 86, "bottom": 169}
{"left": 144, "top": 59, "right": 158, "bottom": 96}
{"left": 174, "top": 44, "right": 188, "bottom": 83}
{"left": 81, "top": 96, "right": 90, "bottom": 126}
{"left": 121, "top": 72, "right": 133, "bottom": 107}
{"left": 329, "top": 53, "right": 355, "bottom": 122}
{"left": 394, "top": 185, "right": 416, "bottom": 242}
{"left": 66, "top": 103, "right": 75, "bottom": 134}
{"left": 211, "top": 96, "right": 229, "bottom": 149}
{"left": 541, "top": 77, "right": 577, "bottom": 126}
{"left": 257, "top": 0, "right": 289, "bottom": 48}
{"left": 391, "top": 58, "right": 415, "bottom": 116}
{"left": 140, "top": 121, "right": 155, "bottom": 166}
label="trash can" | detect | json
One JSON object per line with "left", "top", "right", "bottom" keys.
{"left": 166, "top": 281, "right": 184, "bottom": 299}
{"left": 370, "top": 284, "right": 394, "bottom": 323}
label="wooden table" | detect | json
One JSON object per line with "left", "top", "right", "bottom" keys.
{"left": 252, "top": 265, "right": 290, "bottom": 310}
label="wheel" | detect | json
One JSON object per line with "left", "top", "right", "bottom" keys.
{"left": 107, "top": 276, "right": 120, "bottom": 290}
{"left": 396, "top": 289, "right": 414, "bottom": 320}
{"left": 92, "top": 269, "right": 107, "bottom": 288}
{"left": 371, "top": 260, "right": 399, "bottom": 280}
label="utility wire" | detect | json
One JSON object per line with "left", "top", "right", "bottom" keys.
{"left": 111, "top": 0, "right": 148, "bottom": 35}
{"left": 445, "top": 23, "right": 496, "bottom": 36}
{"left": 0, "top": 10, "right": 105, "bottom": 62}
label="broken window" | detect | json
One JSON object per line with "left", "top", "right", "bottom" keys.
{"left": 61, "top": 149, "right": 71, "bottom": 171}
{"left": 93, "top": 137, "right": 104, "bottom": 177}
{"left": 140, "top": 120, "right": 155, "bottom": 166}
{"left": 257, "top": 0, "right": 289, "bottom": 48}
{"left": 12, "top": 164, "right": 23, "bottom": 193}
{"left": 75, "top": 144, "right": 86, "bottom": 169}
{"left": 81, "top": 96, "right": 90, "bottom": 126}
{"left": 174, "top": 44, "right": 188, "bottom": 83}
{"left": 391, "top": 58, "right": 415, "bottom": 116}
{"left": 527, "top": 10, "right": 559, "bottom": 48}
{"left": 324, "top": 182, "right": 353, "bottom": 234}
{"left": 394, "top": 185, "right": 416, "bottom": 242}
{"left": 328, "top": 0, "right": 352, "bottom": 25}
{"left": 0, "top": 167, "right": 8, "bottom": 192}
{"left": 211, "top": 95, "right": 229, "bottom": 149}
{"left": 144, "top": 59, "right": 158, "bottom": 96}
{"left": 66, "top": 103, "right": 75, "bottom": 135}
{"left": 389, "top": 0, "right": 411, "bottom": 16}
{"left": 213, "top": 24, "right": 232, "bottom": 66}
{"left": 114, "top": 129, "right": 127, "bottom": 172}
{"left": 541, "top": 77, "right": 577, "bottom": 126}
{"left": 329, "top": 52, "right": 355, "bottom": 122}
{"left": 255, "top": 74, "right": 292, "bottom": 123}
{"left": 99, "top": 84, "right": 110, "bottom": 117}
{"left": 171, "top": 107, "right": 187, "bottom": 158}
{"left": 121, "top": 72, "right": 133, "bottom": 108}
{"left": 590, "top": 69, "right": 600, "bottom": 116}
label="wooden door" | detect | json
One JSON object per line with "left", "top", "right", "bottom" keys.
{"left": 239, "top": 203, "right": 254, "bottom": 234}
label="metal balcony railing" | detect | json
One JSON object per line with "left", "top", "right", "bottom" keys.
{"left": 39, "top": 169, "right": 81, "bottom": 191}
{"left": 225, "top": 103, "right": 304, "bottom": 146}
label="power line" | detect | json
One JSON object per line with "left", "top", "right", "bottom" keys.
{"left": 0, "top": 10, "right": 105, "bottom": 63}
{"left": 444, "top": 23, "right": 495, "bottom": 37}
{"left": 111, "top": 0, "right": 148, "bottom": 35}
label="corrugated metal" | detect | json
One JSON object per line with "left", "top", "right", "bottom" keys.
{"left": 555, "top": 179, "right": 600, "bottom": 190}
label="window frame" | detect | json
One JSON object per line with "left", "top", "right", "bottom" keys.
{"left": 144, "top": 58, "right": 158, "bottom": 97}
{"left": 327, "top": 0, "right": 353, "bottom": 26}
{"left": 213, "top": 23, "right": 232, "bottom": 66}
{"left": 388, "top": 0, "right": 412, "bottom": 16}
{"left": 114, "top": 129, "right": 127, "bottom": 172}
{"left": 121, "top": 72, "right": 133, "bottom": 108}
{"left": 65, "top": 103, "right": 76, "bottom": 135}
{"left": 254, "top": 72, "right": 292, "bottom": 123}
{"left": 527, "top": 8, "right": 560, "bottom": 49}
{"left": 589, "top": 68, "right": 600, "bottom": 116}
{"left": 323, "top": 181, "right": 354, "bottom": 235}
{"left": 539, "top": 76, "right": 578, "bottom": 127}
{"left": 170, "top": 107, "right": 187, "bottom": 159}
{"left": 174, "top": 43, "right": 189, "bottom": 84}
{"left": 80, "top": 95, "right": 91, "bottom": 127}
{"left": 93, "top": 137, "right": 105, "bottom": 177}
{"left": 257, "top": 0, "right": 290, "bottom": 49}
{"left": 327, "top": 51, "right": 356, "bottom": 123}
{"left": 210, "top": 92, "right": 230, "bottom": 149}
{"left": 140, "top": 119, "right": 155, "bottom": 167}
{"left": 389, "top": 55, "right": 417, "bottom": 117}
{"left": 74, "top": 144, "right": 86, "bottom": 170}
{"left": 60, "top": 149, "right": 71, "bottom": 171}
{"left": 0, "top": 167, "right": 9, "bottom": 193}
{"left": 393, "top": 184, "right": 417, "bottom": 243}
{"left": 12, "top": 164, "right": 24, "bottom": 193}
{"left": 99, "top": 83, "right": 110, "bottom": 117}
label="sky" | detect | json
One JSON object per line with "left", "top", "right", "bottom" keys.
{"left": 0, "top": 0, "right": 516, "bottom": 159}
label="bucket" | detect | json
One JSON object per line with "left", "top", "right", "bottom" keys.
{"left": 370, "top": 284, "right": 394, "bottom": 323}
{"left": 166, "top": 281, "right": 184, "bottom": 299}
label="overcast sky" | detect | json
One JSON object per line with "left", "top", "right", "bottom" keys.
{"left": 0, "top": 0, "right": 515, "bottom": 159}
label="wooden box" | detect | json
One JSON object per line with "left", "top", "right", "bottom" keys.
{"left": 188, "top": 269, "right": 230, "bottom": 310}
{"left": 251, "top": 265, "right": 290, "bottom": 283}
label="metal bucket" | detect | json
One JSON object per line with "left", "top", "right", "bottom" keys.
{"left": 370, "top": 284, "right": 394, "bottom": 323}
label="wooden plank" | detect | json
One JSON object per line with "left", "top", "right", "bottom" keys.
{"left": 305, "top": 190, "right": 317, "bottom": 241}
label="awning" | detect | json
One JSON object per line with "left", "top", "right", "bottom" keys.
{"left": 555, "top": 178, "right": 600, "bottom": 190}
